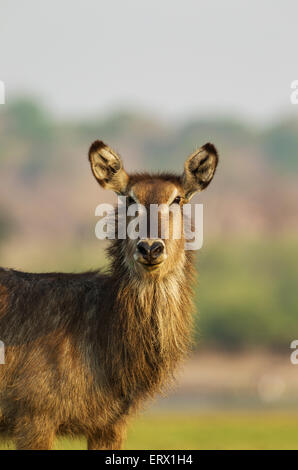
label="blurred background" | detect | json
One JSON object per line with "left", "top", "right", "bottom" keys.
{"left": 0, "top": 0, "right": 298, "bottom": 449}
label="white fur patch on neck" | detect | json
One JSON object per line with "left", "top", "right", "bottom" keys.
{"left": 129, "top": 189, "right": 140, "bottom": 204}
{"left": 166, "top": 187, "right": 178, "bottom": 205}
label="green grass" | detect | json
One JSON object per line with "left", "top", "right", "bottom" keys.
{"left": 2, "top": 412, "right": 298, "bottom": 450}
{"left": 126, "top": 412, "right": 298, "bottom": 450}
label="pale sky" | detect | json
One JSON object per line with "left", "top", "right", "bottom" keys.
{"left": 0, "top": 0, "right": 297, "bottom": 122}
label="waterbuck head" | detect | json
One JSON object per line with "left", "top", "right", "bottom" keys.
{"left": 89, "top": 141, "right": 218, "bottom": 279}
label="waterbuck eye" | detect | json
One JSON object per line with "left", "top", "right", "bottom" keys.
{"left": 171, "top": 196, "right": 182, "bottom": 205}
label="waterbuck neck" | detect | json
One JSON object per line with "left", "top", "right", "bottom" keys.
{"left": 104, "top": 244, "right": 196, "bottom": 402}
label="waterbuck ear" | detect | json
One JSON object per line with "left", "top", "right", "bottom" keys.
{"left": 88, "top": 140, "right": 129, "bottom": 194}
{"left": 182, "top": 143, "right": 218, "bottom": 200}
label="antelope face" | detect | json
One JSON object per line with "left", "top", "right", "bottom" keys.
{"left": 89, "top": 141, "right": 218, "bottom": 277}
{"left": 126, "top": 177, "right": 185, "bottom": 275}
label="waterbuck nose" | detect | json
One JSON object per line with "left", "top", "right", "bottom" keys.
{"left": 137, "top": 241, "right": 150, "bottom": 260}
{"left": 137, "top": 240, "right": 164, "bottom": 263}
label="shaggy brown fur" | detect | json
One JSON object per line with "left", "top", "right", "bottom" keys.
{"left": 0, "top": 140, "right": 218, "bottom": 450}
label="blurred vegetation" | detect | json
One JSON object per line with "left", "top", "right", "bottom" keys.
{"left": 261, "top": 120, "right": 298, "bottom": 172}
{"left": 0, "top": 99, "right": 54, "bottom": 180}
{"left": 0, "top": 209, "right": 15, "bottom": 246}
{"left": 1, "top": 97, "right": 298, "bottom": 174}
{"left": 196, "top": 238, "right": 298, "bottom": 350}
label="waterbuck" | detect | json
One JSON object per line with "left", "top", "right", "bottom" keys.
{"left": 0, "top": 140, "right": 218, "bottom": 450}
